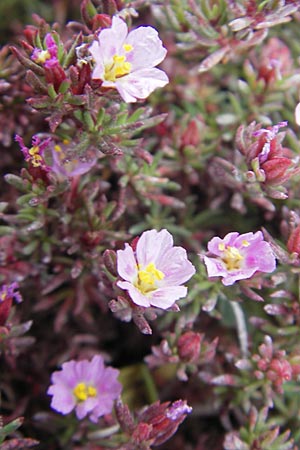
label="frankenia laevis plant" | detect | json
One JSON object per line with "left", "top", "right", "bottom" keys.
{"left": 116, "top": 229, "right": 196, "bottom": 309}
{"left": 88, "top": 16, "right": 169, "bottom": 102}
{"left": 47, "top": 355, "right": 122, "bottom": 423}
{"left": 203, "top": 231, "right": 276, "bottom": 286}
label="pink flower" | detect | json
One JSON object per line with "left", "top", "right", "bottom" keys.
{"left": 47, "top": 354, "right": 122, "bottom": 423}
{"left": 116, "top": 229, "right": 195, "bottom": 309}
{"left": 0, "top": 282, "right": 22, "bottom": 304}
{"left": 32, "top": 33, "right": 58, "bottom": 68}
{"left": 88, "top": 16, "right": 169, "bottom": 102}
{"left": 49, "top": 139, "right": 97, "bottom": 179}
{"left": 31, "top": 33, "right": 67, "bottom": 90}
{"left": 203, "top": 231, "right": 276, "bottom": 286}
{"left": 15, "top": 134, "right": 51, "bottom": 171}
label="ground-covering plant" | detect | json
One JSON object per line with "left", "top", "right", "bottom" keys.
{"left": 2, "top": 0, "right": 300, "bottom": 448}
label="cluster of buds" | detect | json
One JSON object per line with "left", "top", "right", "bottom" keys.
{"left": 115, "top": 398, "right": 192, "bottom": 448}
{"left": 251, "top": 335, "right": 299, "bottom": 395}
{"left": 236, "top": 121, "right": 300, "bottom": 198}
{"left": 145, "top": 330, "right": 218, "bottom": 381}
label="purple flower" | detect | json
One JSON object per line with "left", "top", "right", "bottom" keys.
{"left": 49, "top": 140, "right": 97, "bottom": 179}
{"left": 47, "top": 355, "right": 122, "bottom": 423}
{"left": 15, "top": 134, "right": 51, "bottom": 171}
{"left": 32, "top": 33, "right": 58, "bottom": 68}
{"left": 88, "top": 16, "right": 169, "bottom": 103}
{"left": 203, "top": 231, "right": 276, "bottom": 286}
{"left": 116, "top": 229, "right": 195, "bottom": 309}
{"left": 0, "top": 282, "right": 22, "bottom": 304}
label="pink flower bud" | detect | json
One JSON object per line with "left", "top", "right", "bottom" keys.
{"left": 181, "top": 119, "right": 200, "bottom": 147}
{"left": 287, "top": 224, "right": 300, "bottom": 255}
{"left": 177, "top": 331, "right": 202, "bottom": 363}
{"left": 261, "top": 157, "right": 292, "bottom": 185}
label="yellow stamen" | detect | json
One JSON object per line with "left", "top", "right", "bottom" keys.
{"left": 135, "top": 262, "right": 165, "bottom": 295}
{"left": 35, "top": 50, "right": 51, "bottom": 64}
{"left": 221, "top": 246, "right": 244, "bottom": 271}
{"left": 29, "top": 146, "right": 40, "bottom": 156}
{"left": 73, "top": 382, "right": 97, "bottom": 402}
{"left": 104, "top": 53, "right": 132, "bottom": 82}
{"left": 242, "top": 240, "right": 250, "bottom": 247}
{"left": 31, "top": 155, "right": 43, "bottom": 167}
{"left": 123, "top": 43, "right": 133, "bottom": 52}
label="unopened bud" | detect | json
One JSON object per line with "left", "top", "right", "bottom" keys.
{"left": 177, "top": 331, "right": 202, "bottom": 363}
{"left": 287, "top": 224, "right": 300, "bottom": 255}
{"left": 103, "top": 249, "right": 118, "bottom": 277}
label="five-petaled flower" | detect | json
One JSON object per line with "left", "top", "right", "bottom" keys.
{"left": 116, "top": 229, "right": 195, "bottom": 309}
{"left": 203, "top": 231, "right": 276, "bottom": 286}
{"left": 88, "top": 16, "right": 169, "bottom": 102}
{"left": 47, "top": 354, "right": 122, "bottom": 423}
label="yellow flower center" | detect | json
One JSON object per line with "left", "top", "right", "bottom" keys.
{"left": 104, "top": 44, "right": 133, "bottom": 82}
{"left": 73, "top": 382, "right": 97, "bottom": 402}
{"left": 28, "top": 145, "right": 43, "bottom": 167}
{"left": 35, "top": 49, "right": 51, "bottom": 64}
{"left": 219, "top": 244, "right": 244, "bottom": 271}
{"left": 135, "top": 262, "right": 165, "bottom": 295}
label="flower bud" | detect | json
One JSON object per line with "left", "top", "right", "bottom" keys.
{"left": 177, "top": 331, "right": 202, "bottom": 363}
{"left": 103, "top": 249, "right": 118, "bottom": 277}
{"left": 287, "top": 224, "right": 300, "bottom": 255}
{"left": 181, "top": 119, "right": 200, "bottom": 147}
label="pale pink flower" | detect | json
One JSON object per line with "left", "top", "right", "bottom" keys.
{"left": 88, "top": 16, "right": 169, "bottom": 102}
{"left": 203, "top": 231, "right": 276, "bottom": 286}
{"left": 116, "top": 229, "right": 195, "bottom": 309}
{"left": 47, "top": 355, "right": 122, "bottom": 423}
{"left": 49, "top": 140, "right": 97, "bottom": 179}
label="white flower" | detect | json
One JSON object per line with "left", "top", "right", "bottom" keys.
{"left": 88, "top": 16, "right": 169, "bottom": 102}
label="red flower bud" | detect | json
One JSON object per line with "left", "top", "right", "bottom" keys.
{"left": 0, "top": 295, "right": 12, "bottom": 326}
{"left": 91, "top": 14, "right": 112, "bottom": 32}
{"left": 103, "top": 249, "right": 118, "bottom": 277}
{"left": 45, "top": 63, "right": 67, "bottom": 92}
{"left": 181, "top": 119, "right": 200, "bottom": 147}
{"left": 287, "top": 224, "right": 300, "bottom": 255}
{"left": 23, "top": 26, "right": 39, "bottom": 47}
{"left": 261, "top": 157, "right": 292, "bottom": 185}
{"left": 177, "top": 331, "right": 202, "bottom": 363}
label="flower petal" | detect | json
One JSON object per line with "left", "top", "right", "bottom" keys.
{"left": 117, "top": 243, "right": 138, "bottom": 282}
{"left": 115, "top": 68, "right": 169, "bottom": 103}
{"left": 117, "top": 281, "right": 151, "bottom": 307}
{"left": 159, "top": 247, "right": 195, "bottom": 285}
{"left": 136, "top": 229, "right": 173, "bottom": 267}
{"left": 149, "top": 286, "right": 188, "bottom": 309}
{"left": 125, "top": 26, "right": 167, "bottom": 70}
{"left": 97, "top": 16, "right": 128, "bottom": 62}
{"left": 47, "top": 384, "right": 76, "bottom": 415}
